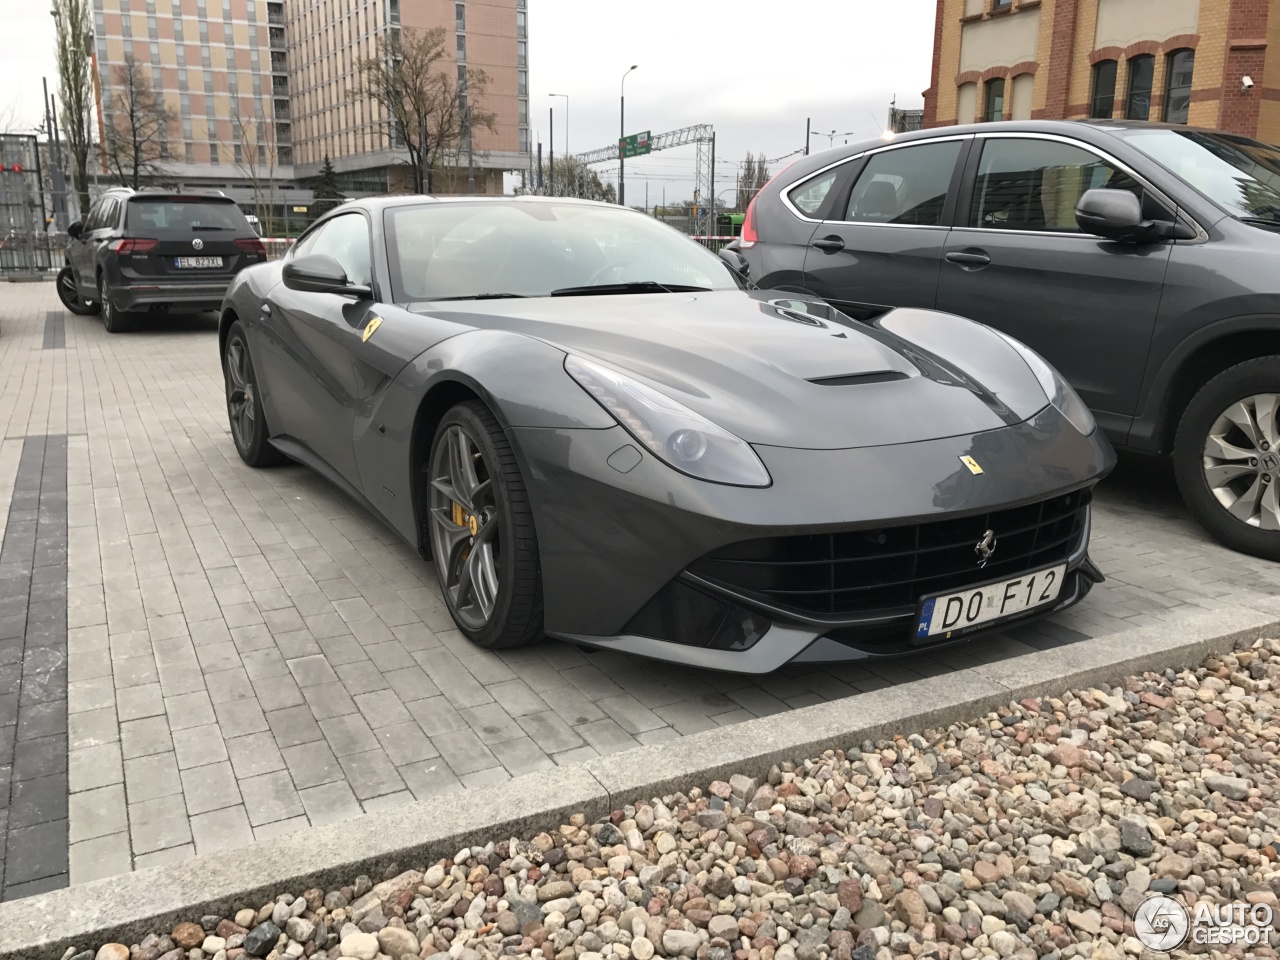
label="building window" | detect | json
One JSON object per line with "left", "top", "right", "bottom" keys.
{"left": 1125, "top": 54, "right": 1155, "bottom": 120}
{"left": 991, "top": 0, "right": 1012, "bottom": 8}
{"left": 1089, "top": 61, "right": 1117, "bottom": 119}
{"left": 983, "top": 78, "right": 1005, "bottom": 122}
{"left": 176, "top": 43, "right": 185, "bottom": 65}
{"left": 210, "top": 141, "right": 220, "bottom": 164}
{"left": 518, "top": 69, "right": 527, "bottom": 96}
{"left": 122, "top": 16, "right": 132, "bottom": 37}
{"left": 519, "top": 126, "right": 529, "bottom": 153}
{"left": 1164, "top": 49, "right": 1195, "bottom": 124}
{"left": 457, "top": 35, "right": 465, "bottom": 60}
{"left": 199, "top": 19, "right": 208, "bottom": 41}
{"left": 201, "top": 44, "right": 211, "bottom": 66}
{"left": 517, "top": 40, "right": 526, "bottom": 66}
{"left": 234, "top": 141, "right": 243, "bottom": 163}
{"left": 455, "top": 1, "right": 464, "bottom": 30}
{"left": 517, "top": 9, "right": 526, "bottom": 37}
{"left": 174, "top": 18, "right": 183, "bottom": 39}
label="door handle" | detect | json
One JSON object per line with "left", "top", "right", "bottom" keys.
{"left": 812, "top": 236, "right": 846, "bottom": 253}
{"left": 945, "top": 251, "right": 991, "bottom": 267}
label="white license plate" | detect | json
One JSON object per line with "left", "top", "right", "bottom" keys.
{"left": 915, "top": 564, "right": 1066, "bottom": 640}
{"left": 174, "top": 256, "right": 223, "bottom": 268}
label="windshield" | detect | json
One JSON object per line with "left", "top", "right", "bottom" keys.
{"left": 1120, "top": 128, "right": 1280, "bottom": 224}
{"left": 384, "top": 201, "right": 743, "bottom": 302}
{"left": 126, "top": 198, "right": 249, "bottom": 232}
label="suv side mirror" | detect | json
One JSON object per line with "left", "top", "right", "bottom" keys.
{"left": 1076, "top": 188, "right": 1192, "bottom": 243}
{"left": 67, "top": 220, "right": 84, "bottom": 239}
{"left": 282, "top": 254, "right": 372, "bottom": 299}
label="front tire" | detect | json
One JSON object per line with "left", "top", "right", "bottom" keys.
{"left": 223, "top": 321, "right": 286, "bottom": 467}
{"left": 57, "top": 267, "right": 99, "bottom": 315}
{"left": 1174, "top": 357, "right": 1280, "bottom": 560}
{"left": 99, "top": 275, "right": 130, "bottom": 333}
{"left": 427, "top": 401, "right": 542, "bottom": 649}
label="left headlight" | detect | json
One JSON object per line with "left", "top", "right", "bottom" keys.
{"left": 994, "top": 332, "right": 1096, "bottom": 436}
{"left": 565, "top": 355, "right": 772, "bottom": 487}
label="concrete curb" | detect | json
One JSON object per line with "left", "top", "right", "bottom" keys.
{"left": 2, "top": 605, "right": 1276, "bottom": 960}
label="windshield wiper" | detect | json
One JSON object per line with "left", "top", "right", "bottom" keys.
{"left": 550, "top": 281, "right": 711, "bottom": 297}
{"left": 428, "top": 293, "right": 529, "bottom": 301}
{"left": 191, "top": 225, "right": 231, "bottom": 230}
{"left": 1240, "top": 216, "right": 1280, "bottom": 230}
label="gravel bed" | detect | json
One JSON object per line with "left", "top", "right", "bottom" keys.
{"left": 73, "top": 639, "right": 1280, "bottom": 960}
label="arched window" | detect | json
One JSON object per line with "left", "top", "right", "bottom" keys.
{"left": 1090, "top": 60, "right": 1117, "bottom": 118}
{"left": 1125, "top": 54, "right": 1155, "bottom": 120}
{"left": 984, "top": 77, "right": 1005, "bottom": 122}
{"left": 1164, "top": 49, "right": 1195, "bottom": 124}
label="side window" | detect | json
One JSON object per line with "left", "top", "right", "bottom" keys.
{"left": 83, "top": 200, "right": 105, "bottom": 231}
{"left": 842, "top": 141, "right": 962, "bottom": 226}
{"left": 101, "top": 198, "right": 121, "bottom": 230}
{"left": 301, "top": 213, "right": 372, "bottom": 286}
{"left": 788, "top": 171, "right": 838, "bottom": 217}
{"left": 970, "top": 138, "right": 1158, "bottom": 232}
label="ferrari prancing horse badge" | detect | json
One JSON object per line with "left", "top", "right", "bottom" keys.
{"left": 363, "top": 316, "right": 383, "bottom": 342}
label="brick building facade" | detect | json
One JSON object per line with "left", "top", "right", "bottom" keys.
{"left": 923, "top": 0, "right": 1280, "bottom": 143}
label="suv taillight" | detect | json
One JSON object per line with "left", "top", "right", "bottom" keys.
{"left": 235, "top": 237, "right": 266, "bottom": 256}
{"left": 110, "top": 238, "right": 158, "bottom": 254}
{"left": 740, "top": 197, "right": 759, "bottom": 248}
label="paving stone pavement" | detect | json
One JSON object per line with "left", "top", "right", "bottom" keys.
{"left": 0, "top": 279, "right": 1276, "bottom": 891}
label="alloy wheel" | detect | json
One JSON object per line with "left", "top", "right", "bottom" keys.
{"left": 99, "top": 277, "right": 114, "bottom": 329}
{"left": 225, "top": 335, "right": 257, "bottom": 450}
{"left": 1202, "top": 393, "right": 1280, "bottom": 530}
{"left": 428, "top": 424, "right": 500, "bottom": 630}
{"left": 58, "top": 269, "right": 85, "bottom": 310}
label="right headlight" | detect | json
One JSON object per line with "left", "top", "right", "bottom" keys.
{"left": 994, "top": 332, "right": 1097, "bottom": 436}
{"left": 564, "top": 355, "right": 772, "bottom": 487}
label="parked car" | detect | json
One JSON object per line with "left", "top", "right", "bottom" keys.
{"left": 731, "top": 120, "right": 1280, "bottom": 561}
{"left": 57, "top": 187, "right": 266, "bottom": 332}
{"left": 219, "top": 196, "right": 1113, "bottom": 672}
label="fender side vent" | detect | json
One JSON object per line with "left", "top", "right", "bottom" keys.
{"left": 807, "top": 371, "right": 910, "bottom": 386}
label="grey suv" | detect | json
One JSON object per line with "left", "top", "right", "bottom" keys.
{"left": 734, "top": 120, "right": 1280, "bottom": 561}
{"left": 58, "top": 187, "right": 265, "bottom": 332}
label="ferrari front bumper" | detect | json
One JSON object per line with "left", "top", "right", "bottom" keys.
{"left": 512, "top": 402, "right": 1115, "bottom": 674}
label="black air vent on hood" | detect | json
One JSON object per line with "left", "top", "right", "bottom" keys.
{"left": 807, "top": 371, "right": 911, "bottom": 386}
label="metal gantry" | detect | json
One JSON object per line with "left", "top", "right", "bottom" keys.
{"left": 574, "top": 124, "right": 717, "bottom": 235}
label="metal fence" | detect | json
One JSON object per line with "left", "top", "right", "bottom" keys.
{"left": 0, "top": 135, "right": 56, "bottom": 275}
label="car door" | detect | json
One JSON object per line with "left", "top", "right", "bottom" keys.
{"left": 69, "top": 199, "right": 104, "bottom": 295}
{"left": 257, "top": 212, "right": 378, "bottom": 485}
{"left": 935, "top": 134, "right": 1173, "bottom": 440}
{"left": 800, "top": 137, "right": 970, "bottom": 316}
{"left": 86, "top": 196, "right": 121, "bottom": 290}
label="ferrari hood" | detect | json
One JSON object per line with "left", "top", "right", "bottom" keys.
{"left": 410, "top": 290, "right": 1052, "bottom": 450}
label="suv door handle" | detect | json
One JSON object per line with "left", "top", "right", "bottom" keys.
{"left": 945, "top": 251, "right": 991, "bottom": 267}
{"left": 812, "top": 236, "right": 845, "bottom": 253}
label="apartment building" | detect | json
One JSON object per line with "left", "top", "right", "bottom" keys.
{"left": 89, "top": 0, "right": 529, "bottom": 206}
{"left": 924, "top": 0, "right": 1280, "bottom": 143}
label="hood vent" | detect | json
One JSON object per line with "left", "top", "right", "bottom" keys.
{"left": 807, "top": 371, "right": 910, "bottom": 386}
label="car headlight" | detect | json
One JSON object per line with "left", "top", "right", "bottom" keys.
{"left": 994, "top": 332, "right": 1096, "bottom": 436}
{"left": 565, "top": 355, "right": 772, "bottom": 487}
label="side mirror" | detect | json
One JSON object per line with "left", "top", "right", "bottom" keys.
{"left": 282, "top": 254, "right": 372, "bottom": 298}
{"left": 67, "top": 220, "right": 84, "bottom": 239}
{"left": 719, "top": 246, "right": 750, "bottom": 278}
{"left": 1076, "top": 188, "right": 1191, "bottom": 243}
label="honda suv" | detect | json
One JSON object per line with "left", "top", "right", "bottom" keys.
{"left": 732, "top": 120, "right": 1280, "bottom": 562}
{"left": 58, "top": 188, "right": 266, "bottom": 332}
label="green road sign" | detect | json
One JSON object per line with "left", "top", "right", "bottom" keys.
{"left": 618, "top": 131, "right": 652, "bottom": 159}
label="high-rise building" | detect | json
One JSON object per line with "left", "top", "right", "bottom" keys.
{"left": 924, "top": 0, "right": 1280, "bottom": 142}
{"left": 88, "top": 0, "right": 529, "bottom": 215}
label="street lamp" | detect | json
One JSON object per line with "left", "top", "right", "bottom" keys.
{"left": 619, "top": 64, "right": 638, "bottom": 207}
{"left": 549, "top": 93, "right": 568, "bottom": 196}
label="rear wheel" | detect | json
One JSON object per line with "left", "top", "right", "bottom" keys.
{"left": 223, "top": 321, "right": 286, "bottom": 467}
{"left": 57, "top": 267, "right": 99, "bottom": 315}
{"left": 99, "top": 275, "right": 131, "bottom": 333}
{"left": 427, "top": 401, "right": 542, "bottom": 649}
{"left": 1174, "top": 357, "right": 1280, "bottom": 561}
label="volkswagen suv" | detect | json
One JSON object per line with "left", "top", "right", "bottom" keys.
{"left": 58, "top": 188, "right": 266, "bottom": 332}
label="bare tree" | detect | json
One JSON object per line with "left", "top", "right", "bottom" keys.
{"left": 737, "top": 152, "right": 772, "bottom": 212}
{"left": 104, "top": 54, "right": 178, "bottom": 188}
{"left": 360, "top": 27, "right": 494, "bottom": 194}
{"left": 53, "top": 0, "right": 96, "bottom": 215}
{"left": 0, "top": 96, "right": 28, "bottom": 134}
{"left": 233, "top": 110, "right": 280, "bottom": 234}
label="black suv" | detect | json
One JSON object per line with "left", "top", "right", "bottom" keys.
{"left": 57, "top": 188, "right": 266, "bottom": 332}
{"left": 734, "top": 120, "right": 1280, "bottom": 561}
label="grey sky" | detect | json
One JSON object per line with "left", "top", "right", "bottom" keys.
{"left": 0, "top": 0, "right": 937, "bottom": 201}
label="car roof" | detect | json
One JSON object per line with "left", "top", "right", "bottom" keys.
{"left": 313, "top": 193, "right": 626, "bottom": 221}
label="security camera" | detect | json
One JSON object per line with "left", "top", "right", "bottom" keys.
{"left": 1242, "top": 75, "right": 1255, "bottom": 91}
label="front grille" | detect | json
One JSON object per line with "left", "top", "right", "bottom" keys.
{"left": 687, "top": 490, "right": 1090, "bottom": 620}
